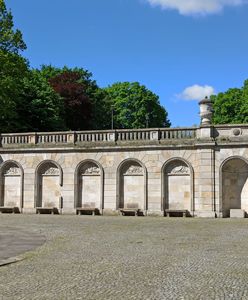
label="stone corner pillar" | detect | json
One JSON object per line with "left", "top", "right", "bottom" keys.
{"left": 196, "top": 126, "right": 214, "bottom": 139}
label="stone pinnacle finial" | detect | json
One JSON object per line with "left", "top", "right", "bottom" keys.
{"left": 199, "top": 96, "right": 213, "bottom": 126}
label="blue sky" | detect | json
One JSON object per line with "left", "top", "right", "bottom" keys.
{"left": 5, "top": 0, "right": 248, "bottom": 127}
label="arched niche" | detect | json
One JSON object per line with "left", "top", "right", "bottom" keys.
{"left": 0, "top": 160, "right": 24, "bottom": 209}
{"left": 220, "top": 156, "right": 248, "bottom": 217}
{"left": 35, "top": 160, "right": 63, "bottom": 208}
{"left": 74, "top": 160, "right": 104, "bottom": 211}
{"left": 162, "top": 158, "right": 194, "bottom": 213}
{"left": 117, "top": 159, "right": 147, "bottom": 211}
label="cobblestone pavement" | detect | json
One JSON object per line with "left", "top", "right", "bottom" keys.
{"left": 0, "top": 215, "right": 248, "bottom": 300}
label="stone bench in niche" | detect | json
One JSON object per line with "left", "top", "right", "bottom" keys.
{"left": 36, "top": 207, "right": 59, "bottom": 214}
{"left": 164, "top": 209, "right": 190, "bottom": 217}
{"left": 120, "top": 203, "right": 144, "bottom": 216}
{"left": 76, "top": 202, "right": 100, "bottom": 215}
{"left": 0, "top": 206, "right": 20, "bottom": 214}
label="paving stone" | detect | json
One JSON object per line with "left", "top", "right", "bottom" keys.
{"left": 0, "top": 215, "right": 247, "bottom": 299}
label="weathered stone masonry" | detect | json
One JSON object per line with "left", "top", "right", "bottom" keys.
{"left": 0, "top": 101, "right": 248, "bottom": 217}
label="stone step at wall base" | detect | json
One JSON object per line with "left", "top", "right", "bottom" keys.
{"left": 230, "top": 209, "right": 245, "bottom": 218}
{"left": 61, "top": 208, "right": 77, "bottom": 215}
{"left": 147, "top": 210, "right": 164, "bottom": 217}
{"left": 22, "top": 208, "right": 36, "bottom": 214}
{"left": 195, "top": 211, "right": 216, "bottom": 218}
{"left": 102, "top": 209, "right": 119, "bottom": 216}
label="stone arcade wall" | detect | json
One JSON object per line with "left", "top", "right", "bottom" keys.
{"left": 0, "top": 124, "right": 248, "bottom": 217}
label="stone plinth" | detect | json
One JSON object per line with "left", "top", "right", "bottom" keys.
{"left": 195, "top": 211, "right": 216, "bottom": 218}
{"left": 230, "top": 209, "right": 245, "bottom": 218}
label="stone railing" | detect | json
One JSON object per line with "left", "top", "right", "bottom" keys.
{"left": 0, "top": 127, "right": 197, "bottom": 147}
{"left": 1, "top": 133, "right": 31, "bottom": 145}
{"left": 37, "top": 132, "right": 68, "bottom": 144}
{"left": 116, "top": 129, "right": 153, "bottom": 141}
{"left": 1, "top": 125, "right": 248, "bottom": 147}
{"left": 160, "top": 128, "right": 197, "bottom": 139}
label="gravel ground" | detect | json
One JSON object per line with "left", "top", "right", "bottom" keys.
{"left": 0, "top": 215, "right": 248, "bottom": 300}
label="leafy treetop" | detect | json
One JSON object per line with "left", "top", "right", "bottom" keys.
{"left": 49, "top": 70, "right": 92, "bottom": 130}
{"left": 104, "top": 82, "right": 171, "bottom": 129}
{"left": 0, "top": 0, "right": 26, "bottom": 53}
{"left": 212, "top": 79, "right": 248, "bottom": 124}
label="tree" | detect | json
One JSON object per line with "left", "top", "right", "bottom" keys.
{"left": 0, "top": 51, "right": 29, "bottom": 132}
{"left": 0, "top": 0, "right": 28, "bottom": 132}
{"left": 212, "top": 80, "right": 248, "bottom": 124}
{"left": 40, "top": 65, "right": 111, "bottom": 130}
{"left": 16, "top": 70, "right": 66, "bottom": 132}
{"left": 104, "top": 82, "right": 171, "bottom": 129}
{"left": 0, "top": 0, "right": 26, "bottom": 53}
{"left": 49, "top": 70, "right": 92, "bottom": 130}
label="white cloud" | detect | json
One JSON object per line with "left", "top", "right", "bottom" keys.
{"left": 146, "top": 0, "right": 246, "bottom": 16}
{"left": 177, "top": 84, "right": 216, "bottom": 101}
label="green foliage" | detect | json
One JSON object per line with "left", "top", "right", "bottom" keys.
{"left": 89, "top": 87, "right": 111, "bottom": 130}
{"left": 0, "top": 50, "right": 29, "bottom": 132}
{"left": 0, "top": 0, "right": 29, "bottom": 132}
{"left": 104, "top": 82, "right": 170, "bottom": 129}
{"left": 16, "top": 70, "right": 66, "bottom": 132}
{"left": 212, "top": 80, "right": 248, "bottom": 124}
{"left": 0, "top": 0, "right": 26, "bottom": 53}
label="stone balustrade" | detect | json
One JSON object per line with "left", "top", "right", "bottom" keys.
{"left": 1, "top": 124, "right": 248, "bottom": 147}
{"left": 160, "top": 128, "right": 197, "bottom": 139}
{"left": 0, "top": 128, "right": 196, "bottom": 147}
{"left": 37, "top": 132, "right": 68, "bottom": 144}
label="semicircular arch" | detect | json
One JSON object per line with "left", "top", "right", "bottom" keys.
{"left": 219, "top": 155, "right": 248, "bottom": 217}
{"left": 34, "top": 160, "right": 63, "bottom": 208}
{"left": 74, "top": 159, "right": 104, "bottom": 211}
{"left": 0, "top": 160, "right": 24, "bottom": 209}
{"left": 161, "top": 157, "right": 194, "bottom": 214}
{"left": 116, "top": 158, "right": 147, "bottom": 211}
